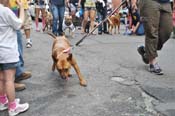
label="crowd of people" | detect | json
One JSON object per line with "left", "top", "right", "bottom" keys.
{"left": 0, "top": 0, "right": 175, "bottom": 116}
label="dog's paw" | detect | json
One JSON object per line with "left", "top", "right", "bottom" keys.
{"left": 80, "top": 80, "right": 87, "bottom": 87}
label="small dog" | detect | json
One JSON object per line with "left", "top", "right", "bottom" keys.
{"left": 108, "top": 13, "right": 121, "bottom": 34}
{"left": 62, "top": 15, "right": 75, "bottom": 37}
{"left": 47, "top": 32, "right": 87, "bottom": 87}
{"left": 43, "top": 11, "right": 53, "bottom": 31}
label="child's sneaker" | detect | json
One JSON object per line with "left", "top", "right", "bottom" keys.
{"left": 137, "top": 45, "right": 149, "bottom": 64}
{"left": 0, "top": 100, "right": 8, "bottom": 111}
{"left": 0, "top": 99, "right": 20, "bottom": 111}
{"left": 149, "top": 63, "right": 164, "bottom": 75}
{"left": 36, "top": 27, "right": 40, "bottom": 32}
{"left": 26, "top": 41, "right": 32, "bottom": 48}
{"left": 8, "top": 101, "right": 29, "bottom": 116}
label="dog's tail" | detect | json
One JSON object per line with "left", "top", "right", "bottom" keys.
{"left": 47, "top": 32, "right": 57, "bottom": 39}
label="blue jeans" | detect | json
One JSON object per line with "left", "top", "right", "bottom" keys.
{"left": 15, "top": 30, "right": 24, "bottom": 78}
{"left": 97, "top": 12, "right": 103, "bottom": 33}
{"left": 97, "top": 11, "right": 108, "bottom": 33}
{"left": 51, "top": 4, "right": 65, "bottom": 35}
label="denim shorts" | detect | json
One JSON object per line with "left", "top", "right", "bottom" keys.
{"left": 0, "top": 62, "right": 19, "bottom": 71}
{"left": 84, "top": 7, "right": 96, "bottom": 11}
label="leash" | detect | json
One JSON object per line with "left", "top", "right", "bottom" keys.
{"left": 74, "top": 0, "right": 127, "bottom": 46}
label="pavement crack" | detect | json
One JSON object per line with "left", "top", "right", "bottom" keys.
{"left": 140, "top": 86, "right": 164, "bottom": 103}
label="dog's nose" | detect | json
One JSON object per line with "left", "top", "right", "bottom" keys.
{"left": 61, "top": 76, "right": 66, "bottom": 79}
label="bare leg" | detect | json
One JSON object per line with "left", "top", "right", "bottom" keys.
{"left": 89, "top": 9, "right": 96, "bottom": 32}
{"left": 41, "top": 8, "right": 46, "bottom": 29}
{"left": 82, "top": 10, "right": 89, "bottom": 33}
{"left": 35, "top": 8, "right": 40, "bottom": 31}
{"left": 0, "top": 71, "right": 5, "bottom": 96}
{"left": 4, "top": 69, "right": 16, "bottom": 102}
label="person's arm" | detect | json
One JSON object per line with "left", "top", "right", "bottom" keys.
{"left": 132, "top": 21, "right": 140, "bottom": 33}
{"left": 78, "top": 0, "right": 81, "bottom": 7}
{"left": 16, "top": 0, "right": 24, "bottom": 23}
{"left": 131, "top": 0, "right": 137, "bottom": 9}
{"left": 66, "top": 0, "right": 70, "bottom": 7}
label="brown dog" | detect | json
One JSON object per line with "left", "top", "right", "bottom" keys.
{"left": 47, "top": 32, "right": 87, "bottom": 86}
{"left": 43, "top": 11, "right": 53, "bottom": 31}
{"left": 108, "top": 13, "right": 121, "bottom": 34}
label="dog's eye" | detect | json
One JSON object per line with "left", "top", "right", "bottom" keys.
{"left": 64, "top": 68, "right": 68, "bottom": 72}
{"left": 58, "top": 69, "right": 61, "bottom": 72}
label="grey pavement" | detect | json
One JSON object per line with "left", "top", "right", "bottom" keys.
{"left": 0, "top": 24, "right": 175, "bottom": 116}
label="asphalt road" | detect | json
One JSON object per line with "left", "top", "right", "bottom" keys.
{"left": 1, "top": 24, "right": 175, "bottom": 116}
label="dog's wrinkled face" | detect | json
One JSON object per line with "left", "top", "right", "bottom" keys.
{"left": 65, "top": 15, "right": 73, "bottom": 26}
{"left": 56, "top": 53, "right": 72, "bottom": 79}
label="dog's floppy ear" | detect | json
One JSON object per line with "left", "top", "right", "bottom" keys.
{"left": 67, "top": 53, "right": 72, "bottom": 61}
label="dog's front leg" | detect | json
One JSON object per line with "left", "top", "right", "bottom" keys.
{"left": 114, "top": 26, "right": 117, "bottom": 34}
{"left": 71, "top": 57, "right": 87, "bottom": 87}
{"left": 118, "top": 24, "right": 120, "bottom": 34}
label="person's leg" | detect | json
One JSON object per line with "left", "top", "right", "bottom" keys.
{"left": 35, "top": 7, "right": 40, "bottom": 31}
{"left": 0, "top": 70, "right": 7, "bottom": 109}
{"left": 15, "top": 30, "right": 31, "bottom": 91}
{"left": 3, "top": 69, "right": 16, "bottom": 103}
{"left": 82, "top": 9, "right": 89, "bottom": 33}
{"left": 157, "top": 3, "right": 172, "bottom": 50}
{"left": 58, "top": 6, "right": 65, "bottom": 35}
{"left": 138, "top": 0, "right": 160, "bottom": 61}
{"left": 4, "top": 69, "right": 29, "bottom": 115}
{"left": 25, "top": 29, "right": 32, "bottom": 48}
{"left": 51, "top": 4, "right": 59, "bottom": 35}
{"left": 15, "top": 30, "right": 24, "bottom": 78}
{"left": 138, "top": 0, "right": 163, "bottom": 75}
{"left": 89, "top": 8, "right": 96, "bottom": 32}
{"left": 97, "top": 12, "right": 102, "bottom": 34}
{"left": 24, "top": 10, "right": 32, "bottom": 48}
{"left": 103, "top": 6, "right": 108, "bottom": 33}
{"left": 41, "top": 7, "right": 46, "bottom": 30}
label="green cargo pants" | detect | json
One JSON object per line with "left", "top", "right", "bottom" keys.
{"left": 138, "top": 0, "right": 172, "bottom": 60}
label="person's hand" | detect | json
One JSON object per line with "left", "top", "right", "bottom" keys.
{"left": 16, "top": 0, "right": 23, "bottom": 7}
{"left": 78, "top": 2, "right": 81, "bottom": 8}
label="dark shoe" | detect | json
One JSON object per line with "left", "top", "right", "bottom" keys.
{"left": 137, "top": 45, "right": 149, "bottom": 64}
{"left": 15, "top": 71, "right": 31, "bottom": 82}
{"left": 15, "top": 83, "right": 26, "bottom": 91}
{"left": 103, "top": 31, "right": 109, "bottom": 34}
{"left": 98, "top": 32, "right": 102, "bottom": 35}
{"left": 148, "top": 63, "right": 164, "bottom": 75}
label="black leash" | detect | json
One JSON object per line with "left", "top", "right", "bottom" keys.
{"left": 75, "top": 0, "right": 127, "bottom": 46}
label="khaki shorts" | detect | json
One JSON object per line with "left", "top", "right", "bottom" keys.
{"left": 23, "top": 10, "right": 32, "bottom": 30}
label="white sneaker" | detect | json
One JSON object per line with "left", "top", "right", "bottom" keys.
{"left": 0, "top": 98, "right": 20, "bottom": 111}
{"left": 26, "top": 41, "right": 32, "bottom": 48}
{"left": 0, "top": 100, "right": 8, "bottom": 111}
{"left": 8, "top": 101, "right": 29, "bottom": 116}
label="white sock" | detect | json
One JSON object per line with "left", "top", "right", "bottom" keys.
{"left": 26, "top": 38, "right": 31, "bottom": 43}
